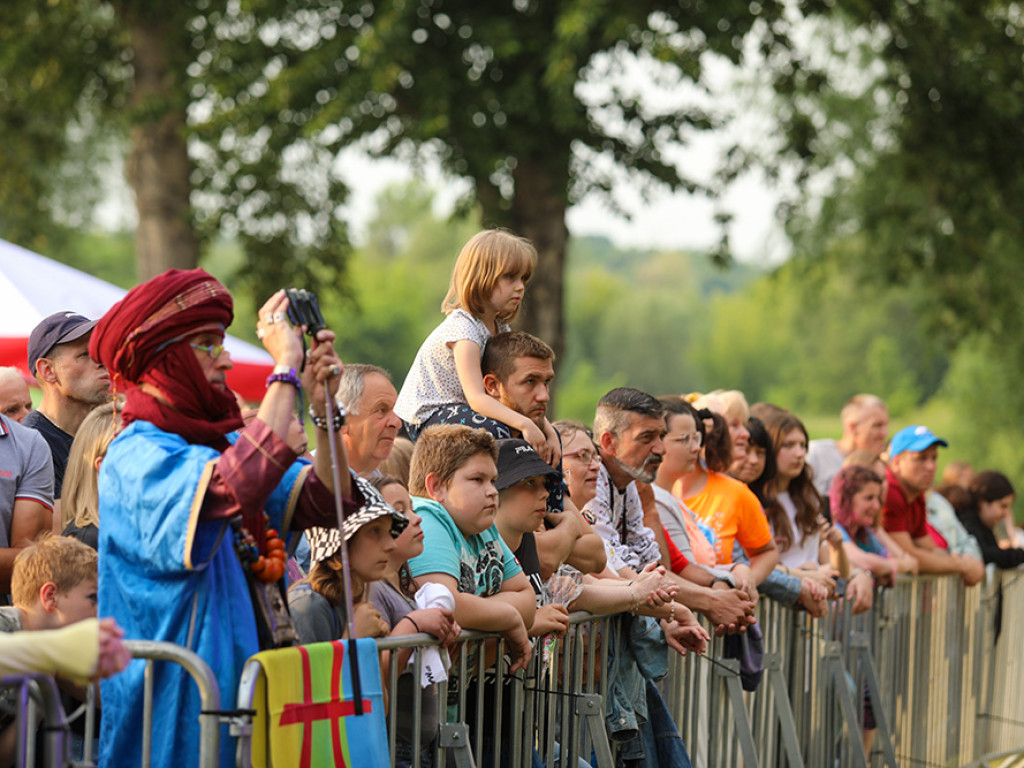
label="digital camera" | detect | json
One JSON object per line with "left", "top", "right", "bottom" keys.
{"left": 284, "top": 288, "right": 326, "bottom": 337}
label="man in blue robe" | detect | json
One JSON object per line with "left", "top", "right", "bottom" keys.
{"left": 90, "top": 269, "right": 359, "bottom": 768}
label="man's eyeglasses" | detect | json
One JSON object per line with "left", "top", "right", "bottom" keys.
{"left": 190, "top": 342, "right": 226, "bottom": 360}
{"left": 672, "top": 432, "right": 703, "bottom": 447}
{"left": 564, "top": 449, "right": 599, "bottom": 464}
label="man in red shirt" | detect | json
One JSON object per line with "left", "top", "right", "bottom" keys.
{"left": 882, "top": 425, "right": 983, "bottom": 585}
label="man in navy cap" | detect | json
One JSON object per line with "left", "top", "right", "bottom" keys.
{"left": 25, "top": 312, "right": 110, "bottom": 519}
{"left": 882, "top": 425, "right": 984, "bottom": 585}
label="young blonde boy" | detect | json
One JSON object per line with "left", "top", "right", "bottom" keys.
{"left": 4, "top": 534, "right": 98, "bottom": 632}
{"left": 0, "top": 534, "right": 100, "bottom": 764}
{"left": 407, "top": 425, "right": 535, "bottom": 672}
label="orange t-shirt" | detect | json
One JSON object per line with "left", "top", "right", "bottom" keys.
{"left": 685, "top": 471, "right": 773, "bottom": 565}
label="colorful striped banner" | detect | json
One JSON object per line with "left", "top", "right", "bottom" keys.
{"left": 249, "top": 638, "right": 389, "bottom": 767}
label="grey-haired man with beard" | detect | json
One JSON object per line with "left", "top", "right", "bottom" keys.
{"left": 592, "top": 388, "right": 757, "bottom": 638}
{"left": 591, "top": 387, "right": 668, "bottom": 576}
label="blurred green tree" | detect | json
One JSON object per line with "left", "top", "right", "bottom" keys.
{"left": 209, "top": 0, "right": 813, "bottom": 364}
{"left": 0, "top": 0, "right": 350, "bottom": 295}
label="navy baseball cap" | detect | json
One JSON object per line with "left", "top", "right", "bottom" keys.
{"left": 496, "top": 438, "right": 559, "bottom": 491}
{"left": 28, "top": 312, "right": 98, "bottom": 375}
{"left": 889, "top": 425, "right": 948, "bottom": 459}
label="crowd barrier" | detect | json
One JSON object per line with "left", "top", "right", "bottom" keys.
{"left": 5, "top": 570, "right": 1024, "bottom": 767}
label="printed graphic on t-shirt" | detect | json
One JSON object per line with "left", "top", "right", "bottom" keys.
{"left": 458, "top": 540, "right": 506, "bottom": 597}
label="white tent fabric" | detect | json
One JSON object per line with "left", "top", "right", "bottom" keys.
{"left": 0, "top": 238, "right": 273, "bottom": 400}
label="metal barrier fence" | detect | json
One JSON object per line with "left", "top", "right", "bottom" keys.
{"left": 7, "top": 570, "right": 1024, "bottom": 767}
{"left": 663, "top": 569, "right": 1024, "bottom": 768}
{"left": 236, "top": 613, "right": 617, "bottom": 768}
{"left": 0, "top": 639, "right": 221, "bottom": 768}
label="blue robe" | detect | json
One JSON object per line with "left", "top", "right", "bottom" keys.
{"left": 97, "top": 421, "right": 309, "bottom": 768}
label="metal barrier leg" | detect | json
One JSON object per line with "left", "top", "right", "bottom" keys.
{"left": 764, "top": 652, "right": 805, "bottom": 768}
{"left": 823, "top": 642, "right": 868, "bottom": 768}
{"left": 34, "top": 678, "right": 70, "bottom": 768}
{"left": 851, "top": 633, "right": 898, "bottom": 768}
{"left": 123, "top": 640, "right": 222, "bottom": 768}
{"left": 438, "top": 722, "right": 477, "bottom": 768}
{"left": 575, "top": 693, "right": 613, "bottom": 768}
{"left": 2, "top": 675, "right": 70, "bottom": 768}
{"left": 713, "top": 657, "right": 759, "bottom": 768}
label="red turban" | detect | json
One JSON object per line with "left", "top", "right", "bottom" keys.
{"left": 91, "top": 269, "right": 243, "bottom": 446}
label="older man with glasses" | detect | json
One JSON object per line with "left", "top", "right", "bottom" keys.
{"left": 89, "top": 269, "right": 360, "bottom": 768}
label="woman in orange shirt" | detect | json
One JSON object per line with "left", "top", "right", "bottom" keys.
{"left": 675, "top": 407, "right": 778, "bottom": 585}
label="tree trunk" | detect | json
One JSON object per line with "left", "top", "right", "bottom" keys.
{"left": 508, "top": 161, "right": 569, "bottom": 370}
{"left": 125, "top": 14, "right": 199, "bottom": 280}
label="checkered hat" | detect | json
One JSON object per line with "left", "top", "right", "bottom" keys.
{"left": 307, "top": 475, "right": 409, "bottom": 566}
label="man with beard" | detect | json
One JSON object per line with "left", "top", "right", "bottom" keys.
{"left": 480, "top": 332, "right": 606, "bottom": 576}
{"left": 590, "top": 387, "right": 668, "bottom": 576}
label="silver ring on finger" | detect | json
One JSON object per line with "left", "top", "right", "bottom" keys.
{"left": 272, "top": 312, "right": 286, "bottom": 322}
{"left": 256, "top": 329, "right": 265, "bottom": 339}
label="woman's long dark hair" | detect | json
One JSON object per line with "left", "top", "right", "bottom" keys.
{"left": 745, "top": 416, "right": 776, "bottom": 506}
{"left": 763, "top": 410, "right": 823, "bottom": 552}
{"left": 701, "top": 410, "right": 733, "bottom": 473}
{"left": 955, "top": 471, "right": 1016, "bottom": 529}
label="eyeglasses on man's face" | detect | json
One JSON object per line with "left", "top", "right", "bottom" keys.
{"left": 190, "top": 342, "right": 226, "bottom": 360}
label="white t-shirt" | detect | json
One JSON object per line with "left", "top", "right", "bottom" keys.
{"left": 775, "top": 491, "right": 821, "bottom": 569}
{"left": 394, "top": 309, "right": 509, "bottom": 425}
{"left": 806, "top": 439, "right": 845, "bottom": 496}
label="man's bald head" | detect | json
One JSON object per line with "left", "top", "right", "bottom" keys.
{"left": 0, "top": 367, "right": 32, "bottom": 423}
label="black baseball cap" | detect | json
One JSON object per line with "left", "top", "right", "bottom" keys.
{"left": 496, "top": 438, "right": 559, "bottom": 491}
{"left": 28, "top": 312, "right": 98, "bottom": 375}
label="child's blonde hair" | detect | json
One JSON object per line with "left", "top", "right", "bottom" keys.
{"left": 62, "top": 400, "right": 122, "bottom": 529}
{"left": 408, "top": 424, "right": 498, "bottom": 497}
{"left": 12, "top": 534, "right": 97, "bottom": 607}
{"left": 441, "top": 229, "right": 537, "bottom": 322}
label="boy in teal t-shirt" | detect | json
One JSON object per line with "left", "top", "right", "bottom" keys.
{"left": 407, "top": 424, "right": 536, "bottom": 673}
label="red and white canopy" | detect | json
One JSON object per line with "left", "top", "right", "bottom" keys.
{"left": 0, "top": 239, "right": 273, "bottom": 402}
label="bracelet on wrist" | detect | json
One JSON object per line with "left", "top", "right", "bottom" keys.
{"left": 266, "top": 367, "right": 301, "bottom": 389}
{"left": 307, "top": 402, "right": 346, "bottom": 431}
{"left": 627, "top": 584, "right": 640, "bottom": 615}
{"left": 404, "top": 615, "right": 421, "bottom": 634}
{"left": 668, "top": 601, "right": 676, "bottom": 623}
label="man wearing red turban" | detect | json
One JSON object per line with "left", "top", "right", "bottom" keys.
{"left": 89, "top": 269, "right": 359, "bottom": 768}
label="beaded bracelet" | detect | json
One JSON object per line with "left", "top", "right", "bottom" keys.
{"left": 307, "top": 403, "right": 346, "bottom": 432}
{"left": 668, "top": 601, "right": 676, "bottom": 624}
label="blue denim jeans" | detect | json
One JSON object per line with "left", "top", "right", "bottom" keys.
{"left": 617, "top": 681, "right": 692, "bottom": 768}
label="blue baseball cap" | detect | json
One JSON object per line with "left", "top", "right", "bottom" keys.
{"left": 889, "top": 425, "right": 948, "bottom": 459}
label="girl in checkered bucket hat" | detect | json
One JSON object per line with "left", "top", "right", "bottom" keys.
{"left": 287, "top": 476, "right": 408, "bottom": 643}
